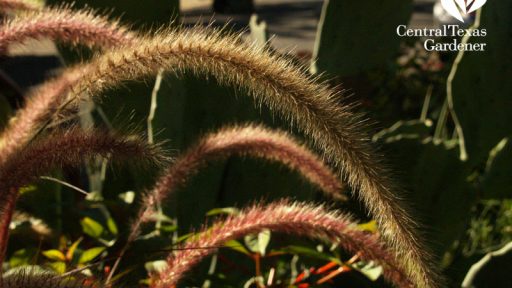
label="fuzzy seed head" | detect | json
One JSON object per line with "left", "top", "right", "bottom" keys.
{"left": 0, "top": 6, "right": 135, "bottom": 53}
{"left": 126, "top": 124, "right": 345, "bottom": 253}
{"left": 153, "top": 201, "right": 413, "bottom": 288}
{"left": 151, "top": 124, "right": 345, "bottom": 205}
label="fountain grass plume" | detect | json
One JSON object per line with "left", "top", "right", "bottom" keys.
{"left": 0, "top": 127, "right": 165, "bottom": 198}
{"left": 0, "top": 0, "right": 41, "bottom": 13}
{"left": 152, "top": 200, "right": 413, "bottom": 288}
{"left": 0, "top": 5, "right": 135, "bottom": 53}
{"left": 107, "top": 124, "right": 344, "bottom": 282}
{"left": 2, "top": 267, "right": 93, "bottom": 288}
{"left": 0, "top": 69, "right": 85, "bottom": 164}
{"left": 0, "top": 127, "right": 166, "bottom": 264}
{"left": 0, "top": 24, "right": 439, "bottom": 286}
{"left": 147, "top": 124, "right": 345, "bottom": 205}
{"left": 0, "top": 5, "right": 134, "bottom": 162}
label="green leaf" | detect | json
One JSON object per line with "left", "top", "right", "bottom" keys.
{"left": 47, "top": 261, "right": 66, "bottom": 274}
{"left": 160, "top": 224, "right": 178, "bottom": 233}
{"left": 66, "top": 238, "right": 82, "bottom": 261}
{"left": 144, "top": 260, "right": 168, "bottom": 274}
{"left": 9, "top": 249, "right": 36, "bottom": 268}
{"left": 42, "top": 249, "right": 66, "bottom": 262}
{"left": 244, "top": 229, "right": 271, "bottom": 256}
{"left": 18, "top": 185, "right": 37, "bottom": 195}
{"left": 118, "top": 191, "right": 135, "bottom": 204}
{"left": 352, "top": 261, "right": 383, "bottom": 281}
{"left": 224, "top": 240, "right": 251, "bottom": 256}
{"left": 279, "top": 245, "right": 341, "bottom": 264}
{"left": 357, "top": 220, "right": 378, "bottom": 233}
{"left": 80, "top": 217, "right": 104, "bottom": 239}
{"left": 106, "top": 217, "right": 118, "bottom": 236}
{"left": 78, "top": 247, "right": 106, "bottom": 264}
{"left": 149, "top": 212, "right": 174, "bottom": 224}
{"left": 206, "top": 207, "right": 240, "bottom": 217}
{"left": 175, "top": 233, "right": 193, "bottom": 244}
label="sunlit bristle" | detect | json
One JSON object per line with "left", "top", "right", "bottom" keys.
{"left": 0, "top": 5, "right": 135, "bottom": 52}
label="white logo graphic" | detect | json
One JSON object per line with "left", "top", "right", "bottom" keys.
{"left": 441, "top": 0, "right": 487, "bottom": 22}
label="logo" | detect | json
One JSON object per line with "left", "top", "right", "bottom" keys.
{"left": 441, "top": 0, "right": 487, "bottom": 22}
{"left": 395, "top": 1, "right": 489, "bottom": 52}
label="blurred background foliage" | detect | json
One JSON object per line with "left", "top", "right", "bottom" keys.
{"left": 1, "top": 0, "right": 511, "bottom": 287}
